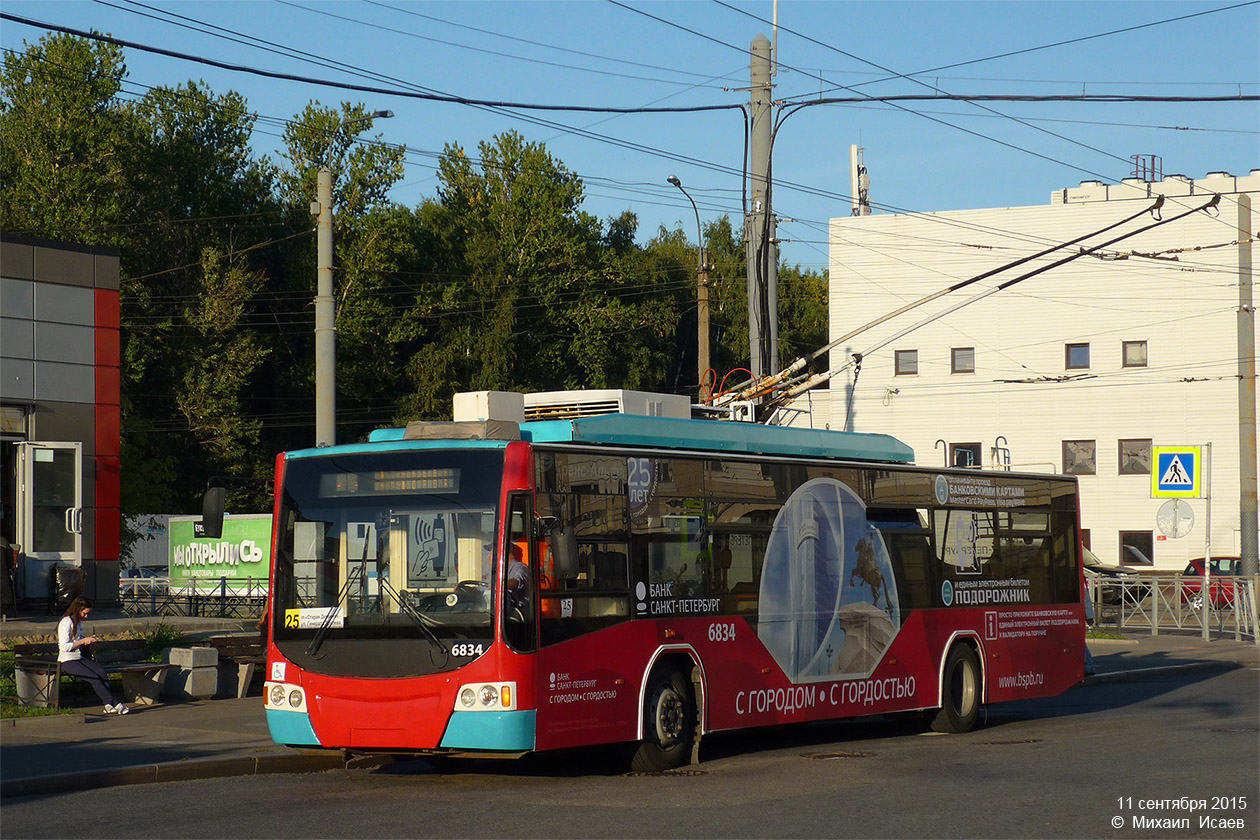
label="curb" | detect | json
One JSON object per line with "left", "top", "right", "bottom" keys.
{"left": 1085, "top": 637, "right": 1140, "bottom": 645}
{"left": 0, "top": 750, "right": 347, "bottom": 799}
{"left": 1084, "top": 659, "right": 1241, "bottom": 685}
{"left": 1, "top": 713, "right": 86, "bottom": 729}
{"left": 3, "top": 659, "right": 1248, "bottom": 797}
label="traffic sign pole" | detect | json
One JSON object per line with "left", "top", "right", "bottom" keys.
{"left": 1202, "top": 443, "right": 1212, "bottom": 641}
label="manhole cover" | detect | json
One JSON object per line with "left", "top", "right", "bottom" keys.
{"left": 803, "top": 751, "right": 875, "bottom": 760}
{"left": 626, "top": 769, "right": 708, "bottom": 777}
{"left": 981, "top": 739, "right": 1043, "bottom": 745}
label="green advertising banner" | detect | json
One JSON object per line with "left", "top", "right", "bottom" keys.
{"left": 169, "top": 514, "right": 272, "bottom": 593}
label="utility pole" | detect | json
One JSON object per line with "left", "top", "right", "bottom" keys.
{"left": 746, "top": 34, "right": 777, "bottom": 379}
{"left": 1238, "top": 193, "right": 1258, "bottom": 576}
{"left": 314, "top": 167, "right": 335, "bottom": 447}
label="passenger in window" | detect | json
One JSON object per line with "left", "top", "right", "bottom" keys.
{"left": 714, "top": 534, "right": 732, "bottom": 595}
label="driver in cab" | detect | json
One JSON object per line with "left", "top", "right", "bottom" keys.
{"left": 506, "top": 544, "right": 530, "bottom": 613}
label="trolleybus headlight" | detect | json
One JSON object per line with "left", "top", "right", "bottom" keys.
{"left": 453, "top": 681, "right": 516, "bottom": 711}
{"left": 270, "top": 684, "right": 287, "bottom": 706}
{"left": 288, "top": 688, "right": 304, "bottom": 708}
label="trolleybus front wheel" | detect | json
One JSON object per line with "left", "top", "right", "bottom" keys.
{"left": 630, "top": 666, "right": 695, "bottom": 771}
{"left": 931, "top": 644, "right": 981, "bottom": 733}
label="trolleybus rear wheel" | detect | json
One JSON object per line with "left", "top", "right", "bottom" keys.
{"left": 931, "top": 644, "right": 981, "bottom": 733}
{"left": 631, "top": 666, "right": 694, "bottom": 771}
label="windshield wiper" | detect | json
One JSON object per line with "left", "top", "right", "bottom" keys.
{"left": 306, "top": 538, "right": 372, "bottom": 657}
{"left": 377, "top": 574, "right": 448, "bottom": 655}
{"left": 305, "top": 568, "right": 358, "bottom": 657}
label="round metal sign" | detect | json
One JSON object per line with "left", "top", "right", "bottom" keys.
{"left": 1156, "top": 499, "right": 1194, "bottom": 538}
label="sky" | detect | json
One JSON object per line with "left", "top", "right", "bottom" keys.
{"left": 1, "top": 0, "right": 1257, "bottom": 272}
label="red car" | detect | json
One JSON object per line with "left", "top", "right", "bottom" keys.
{"left": 1180, "top": 557, "right": 1243, "bottom": 609}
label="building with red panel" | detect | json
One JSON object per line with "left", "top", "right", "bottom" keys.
{"left": 1, "top": 233, "right": 122, "bottom": 608}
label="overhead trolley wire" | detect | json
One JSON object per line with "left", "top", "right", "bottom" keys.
{"left": 761, "top": 194, "right": 1224, "bottom": 413}
{"left": 831, "top": 0, "right": 1260, "bottom": 94}
{"left": 4, "top": 9, "right": 1249, "bottom": 269}
{"left": 730, "top": 197, "right": 1166, "bottom": 404}
{"left": 0, "top": 11, "right": 742, "bottom": 116}
{"left": 278, "top": 0, "right": 737, "bottom": 90}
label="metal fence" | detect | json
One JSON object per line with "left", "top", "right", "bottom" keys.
{"left": 119, "top": 571, "right": 1257, "bottom": 643}
{"left": 1087, "top": 574, "right": 1259, "bottom": 645}
{"left": 119, "top": 578, "right": 267, "bottom": 619}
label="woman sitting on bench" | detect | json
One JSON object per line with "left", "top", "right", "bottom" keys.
{"left": 58, "top": 596, "right": 129, "bottom": 715}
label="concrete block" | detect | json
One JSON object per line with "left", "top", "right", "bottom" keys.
{"left": 216, "top": 662, "right": 257, "bottom": 699}
{"left": 122, "top": 669, "right": 164, "bottom": 706}
{"left": 164, "top": 666, "right": 219, "bottom": 700}
{"left": 167, "top": 647, "right": 218, "bottom": 668}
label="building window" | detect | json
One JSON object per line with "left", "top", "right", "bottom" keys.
{"left": 1119, "top": 531, "right": 1154, "bottom": 566}
{"left": 895, "top": 349, "right": 918, "bottom": 376}
{"left": 1062, "top": 440, "right": 1096, "bottom": 475}
{"left": 951, "top": 347, "right": 975, "bottom": 374}
{"left": 951, "top": 443, "right": 982, "bottom": 468}
{"left": 1080, "top": 529, "right": 1091, "bottom": 550}
{"left": 1065, "top": 343, "right": 1090, "bottom": 370}
{"left": 1122, "top": 340, "right": 1148, "bottom": 368}
{"left": 1118, "top": 439, "right": 1152, "bottom": 475}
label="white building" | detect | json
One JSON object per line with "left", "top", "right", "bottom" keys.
{"left": 816, "top": 170, "right": 1258, "bottom": 571}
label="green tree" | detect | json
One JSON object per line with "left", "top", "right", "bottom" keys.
{"left": 400, "top": 132, "right": 610, "bottom": 417}
{"left": 178, "top": 249, "right": 271, "bottom": 473}
{"left": 698, "top": 216, "right": 751, "bottom": 394}
{"left": 570, "top": 211, "right": 688, "bottom": 393}
{"left": 776, "top": 262, "right": 829, "bottom": 370}
{"left": 0, "top": 32, "right": 132, "bottom": 241}
{"left": 120, "top": 81, "right": 282, "bottom": 510}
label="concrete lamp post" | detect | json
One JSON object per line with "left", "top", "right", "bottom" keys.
{"left": 668, "top": 175, "right": 712, "bottom": 402}
{"left": 312, "top": 109, "right": 393, "bottom": 447}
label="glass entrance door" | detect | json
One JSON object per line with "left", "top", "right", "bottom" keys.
{"left": 16, "top": 442, "right": 82, "bottom": 598}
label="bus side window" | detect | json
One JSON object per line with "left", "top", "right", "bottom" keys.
{"left": 504, "top": 495, "right": 536, "bottom": 653}
{"left": 870, "top": 509, "right": 934, "bottom": 610}
{"left": 536, "top": 489, "right": 632, "bottom": 647}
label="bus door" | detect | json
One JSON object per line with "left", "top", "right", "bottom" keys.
{"left": 15, "top": 442, "right": 83, "bottom": 601}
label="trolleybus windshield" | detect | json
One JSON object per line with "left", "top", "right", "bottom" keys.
{"left": 272, "top": 449, "right": 504, "bottom": 678}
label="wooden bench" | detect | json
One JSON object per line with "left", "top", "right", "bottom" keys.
{"left": 208, "top": 634, "right": 266, "bottom": 699}
{"left": 13, "top": 640, "right": 176, "bottom": 708}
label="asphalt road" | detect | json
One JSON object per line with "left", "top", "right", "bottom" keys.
{"left": 4, "top": 667, "right": 1256, "bottom": 839}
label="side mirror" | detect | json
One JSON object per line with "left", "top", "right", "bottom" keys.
{"left": 548, "top": 522, "right": 578, "bottom": 581}
{"left": 202, "top": 485, "right": 226, "bottom": 539}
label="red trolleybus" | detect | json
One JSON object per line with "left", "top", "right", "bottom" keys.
{"left": 249, "top": 399, "right": 1085, "bottom": 770}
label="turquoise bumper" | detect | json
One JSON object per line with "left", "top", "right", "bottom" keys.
{"left": 266, "top": 709, "right": 321, "bottom": 746}
{"left": 440, "top": 710, "right": 536, "bottom": 751}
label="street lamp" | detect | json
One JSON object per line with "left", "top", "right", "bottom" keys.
{"left": 668, "top": 175, "right": 712, "bottom": 402}
{"left": 312, "top": 109, "right": 393, "bottom": 447}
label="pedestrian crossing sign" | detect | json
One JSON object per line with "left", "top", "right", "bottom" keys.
{"left": 1151, "top": 446, "right": 1202, "bottom": 498}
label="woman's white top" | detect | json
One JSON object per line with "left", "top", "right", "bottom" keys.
{"left": 57, "top": 615, "right": 84, "bottom": 662}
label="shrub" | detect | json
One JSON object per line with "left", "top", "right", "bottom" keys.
{"left": 141, "top": 623, "right": 185, "bottom": 658}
